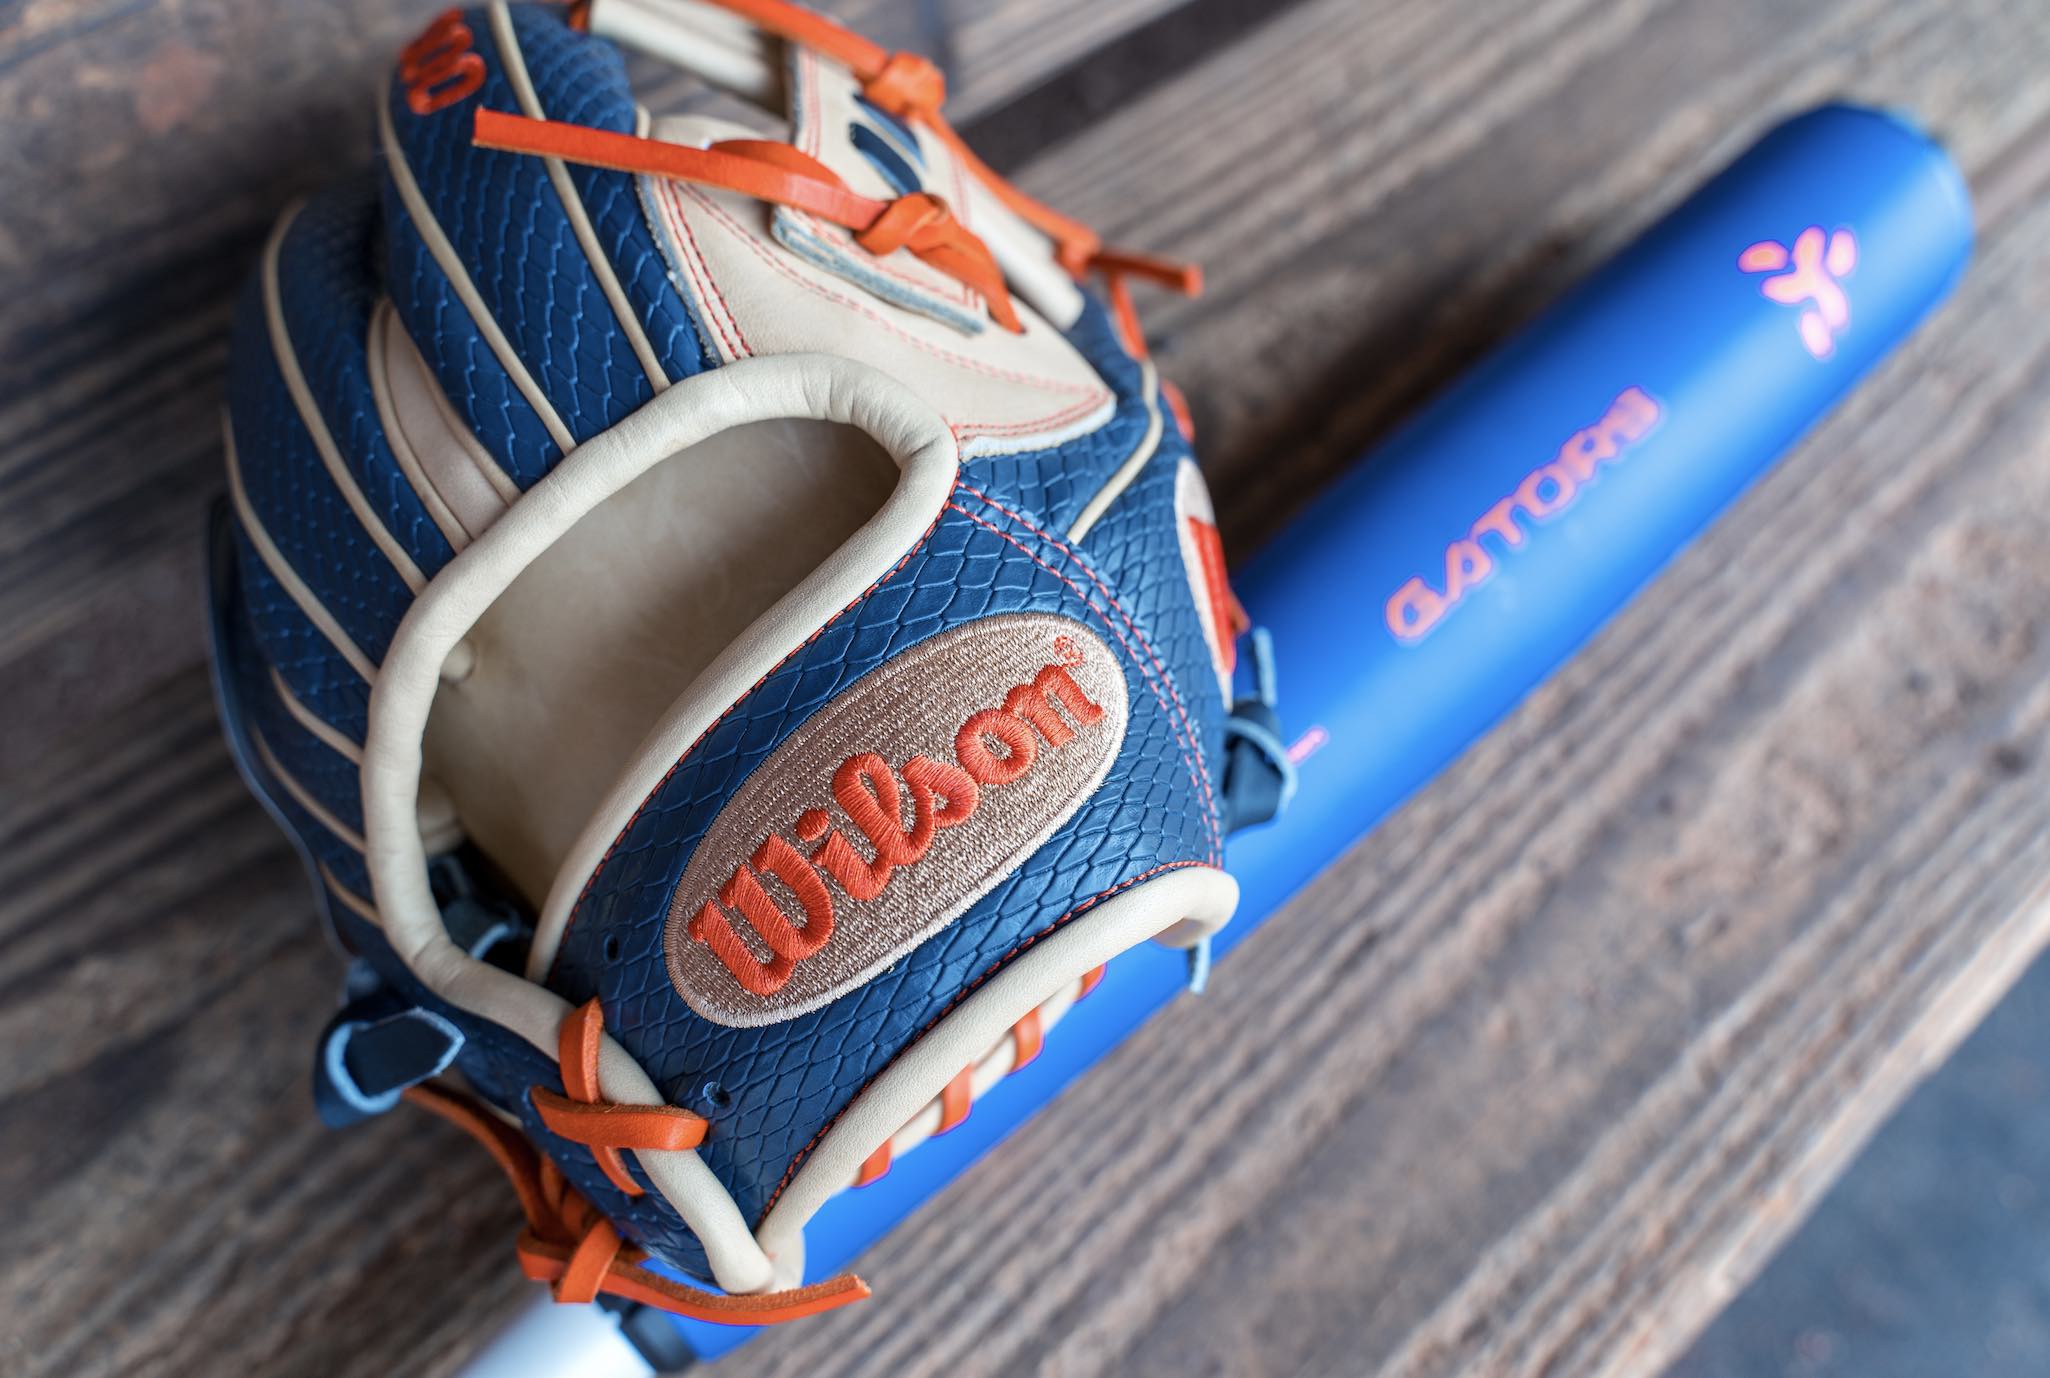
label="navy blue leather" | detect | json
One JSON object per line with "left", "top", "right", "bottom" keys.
{"left": 971, "top": 300, "right": 1158, "bottom": 535}
{"left": 548, "top": 490, "right": 1223, "bottom": 1242}
{"left": 381, "top": 7, "right": 659, "bottom": 450}
{"left": 274, "top": 181, "right": 458, "bottom": 580}
{"left": 228, "top": 269, "right": 416, "bottom": 673}
{"left": 503, "top": 4, "right": 710, "bottom": 380}
{"left": 212, "top": 3, "right": 1238, "bottom": 1284}
{"left": 380, "top": 192, "right": 565, "bottom": 488}
{"left": 230, "top": 524, "right": 372, "bottom": 745}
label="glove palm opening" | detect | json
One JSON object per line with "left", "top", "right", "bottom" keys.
{"left": 422, "top": 417, "right": 896, "bottom": 908}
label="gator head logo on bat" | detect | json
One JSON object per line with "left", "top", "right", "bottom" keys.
{"left": 1742, "top": 226, "right": 1858, "bottom": 359}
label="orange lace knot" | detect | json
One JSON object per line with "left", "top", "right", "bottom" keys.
{"left": 862, "top": 50, "right": 946, "bottom": 120}
{"left": 554, "top": 1215, "right": 625, "bottom": 1303}
{"left": 402, "top": 999, "right": 870, "bottom": 1326}
{"left": 536, "top": 996, "right": 709, "bottom": 1197}
{"left": 854, "top": 190, "right": 951, "bottom": 256}
{"left": 473, "top": 111, "right": 1027, "bottom": 334}
{"left": 857, "top": 191, "right": 1025, "bottom": 334}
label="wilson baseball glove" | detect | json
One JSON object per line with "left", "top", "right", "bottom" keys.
{"left": 207, "top": 0, "right": 1290, "bottom": 1331}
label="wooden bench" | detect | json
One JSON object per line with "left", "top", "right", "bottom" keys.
{"left": 5, "top": 0, "right": 2049, "bottom": 1373}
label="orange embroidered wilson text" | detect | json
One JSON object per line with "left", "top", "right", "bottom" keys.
{"left": 665, "top": 615, "right": 1130, "bottom": 1027}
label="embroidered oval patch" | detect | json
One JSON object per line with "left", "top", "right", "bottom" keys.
{"left": 665, "top": 613, "right": 1130, "bottom": 1027}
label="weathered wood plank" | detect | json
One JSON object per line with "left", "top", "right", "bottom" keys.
{"left": 1034, "top": 0, "right": 2050, "bottom": 549}
{"left": 0, "top": 675, "right": 534, "bottom": 1378}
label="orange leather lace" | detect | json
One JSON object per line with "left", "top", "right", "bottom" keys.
{"left": 849, "top": 962, "right": 1104, "bottom": 1187}
{"left": 476, "top": 0, "right": 1202, "bottom": 353}
{"left": 405, "top": 998, "right": 869, "bottom": 1325}
{"left": 475, "top": 110, "right": 1028, "bottom": 332}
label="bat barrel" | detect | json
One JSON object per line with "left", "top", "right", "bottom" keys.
{"left": 1225, "top": 104, "right": 1974, "bottom": 932}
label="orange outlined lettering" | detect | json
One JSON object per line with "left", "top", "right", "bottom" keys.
{"left": 1386, "top": 387, "right": 1662, "bottom": 643}
{"left": 688, "top": 652, "right": 1108, "bottom": 996}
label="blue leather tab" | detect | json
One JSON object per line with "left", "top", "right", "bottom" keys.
{"left": 316, "top": 998, "right": 466, "bottom": 1126}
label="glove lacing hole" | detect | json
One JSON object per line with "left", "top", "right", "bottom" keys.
{"left": 695, "top": 1081, "right": 733, "bottom": 1117}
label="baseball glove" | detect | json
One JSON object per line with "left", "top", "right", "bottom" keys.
{"left": 207, "top": 0, "right": 1290, "bottom": 1330}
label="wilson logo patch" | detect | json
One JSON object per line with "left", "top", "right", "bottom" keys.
{"left": 665, "top": 614, "right": 1129, "bottom": 1027}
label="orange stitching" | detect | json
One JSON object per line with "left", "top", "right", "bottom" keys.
{"left": 957, "top": 481, "right": 1219, "bottom": 831}
{"left": 659, "top": 180, "right": 753, "bottom": 359}
{"left": 949, "top": 502, "right": 1219, "bottom": 856}
{"left": 612, "top": 0, "right": 1202, "bottom": 350}
{"left": 945, "top": 501, "right": 1221, "bottom": 857}
{"left": 482, "top": 105, "right": 1026, "bottom": 332}
{"left": 945, "top": 124, "right": 974, "bottom": 232}
{"left": 788, "top": 53, "right": 977, "bottom": 309}
{"left": 655, "top": 180, "right": 739, "bottom": 357}
{"left": 672, "top": 182, "right": 1107, "bottom": 399}
{"left": 683, "top": 658, "right": 1109, "bottom": 999}
{"left": 948, "top": 392, "right": 1114, "bottom": 439}
{"left": 687, "top": 835, "right": 838, "bottom": 995}
{"left": 955, "top": 481, "right": 1221, "bottom": 828}
{"left": 653, "top": 164, "right": 1132, "bottom": 447}
{"left": 686, "top": 183, "right": 1092, "bottom": 392}
{"left": 799, "top": 46, "right": 823, "bottom": 159}
{"left": 760, "top": 859, "right": 1204, "bottom": 1219}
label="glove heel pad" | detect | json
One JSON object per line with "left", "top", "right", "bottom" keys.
{"left": 752, "top": 860, "right": 1237, "bottom": 1267}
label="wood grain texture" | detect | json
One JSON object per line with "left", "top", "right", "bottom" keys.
{"left": 3, "top": 0, "right": 2049, "bottom": 1375}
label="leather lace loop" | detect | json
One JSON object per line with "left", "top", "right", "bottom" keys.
{"left": 403, "top": 999, "right": 869, "bottom": 1325}
{"left": 535, "top": 996, "right": 707, "bottom": 1196}
{"left": 474, "top": 108, "right": 1024, "bottom": 332}
{"left": 855, "top": 190, "right": 949, "bottom": 256}
{"left": 480, "top": 0, "right": 1205, "bottom": 347}
{"left": 863, "top": 49, "right": 946, "bottom": 120}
